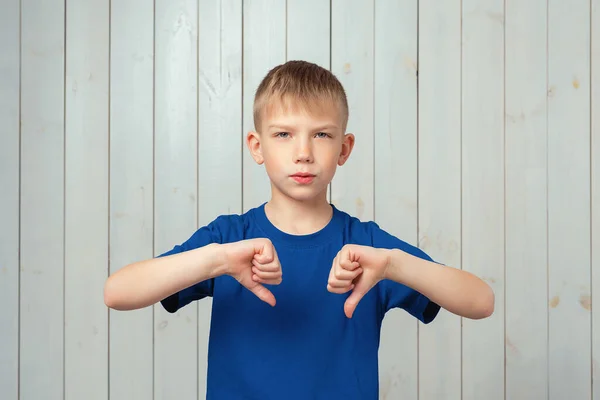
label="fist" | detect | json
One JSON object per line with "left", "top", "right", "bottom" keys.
{"left": 223, "top": 238, "right": 282, "bottom": 307}
{"left": 327, "top": 244, "right": 390, "bottom": 318}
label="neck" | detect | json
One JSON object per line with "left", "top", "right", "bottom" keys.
{"left": 265, "top": 189, "right": 333, "bottom": 235}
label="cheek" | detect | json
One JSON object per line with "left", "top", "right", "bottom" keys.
{"left": 262, "top": 146, "right": 286, "bottom": 168}
{"left": 316, "top": 145, "right": 341, "bottom": 165}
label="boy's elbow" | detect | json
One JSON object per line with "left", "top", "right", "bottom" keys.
{"left": 475, "top": 284, "right": 495, "bottom": 319}
{"left": 103, "top": 278, "right": 117, "bottom": 309}
{"left": 103, "top": 276, "right": 126, "bottom": 311}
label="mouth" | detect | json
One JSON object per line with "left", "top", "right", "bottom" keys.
{"left": 291, "top": 172, "right": 315, "bottom": 177}
{"left": 290, "top": 172, "right": 316, "bottom": 184}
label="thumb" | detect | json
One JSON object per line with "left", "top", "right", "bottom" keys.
{"left": 344, "top": 284, "right": 370, "bottom": 318}
{"left": 255, "top": 239, "right": 274, "bottom": 264}
{"left": 247, "top": 282, "right": 277, "bottom": 307}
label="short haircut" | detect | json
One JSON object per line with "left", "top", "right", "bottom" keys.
{"left": 253, "top": 60, "right": 349, "bottom": 132}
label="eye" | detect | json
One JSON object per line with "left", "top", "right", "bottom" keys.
{"left": 275, "top": 132, "right": 289, "bottom": 138}
{"left": 315, "top": 132, "right": 330, "bottom": 138}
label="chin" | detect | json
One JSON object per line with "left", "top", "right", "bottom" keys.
{"left": 277, "top": 186, "right": 328, "bottom": 203}
{"left": 284, "top": 188, "right": 327, "bottom": 202}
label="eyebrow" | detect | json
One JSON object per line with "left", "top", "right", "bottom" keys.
{"left": 268, "top": 124, "right": 339, "bottom": 131}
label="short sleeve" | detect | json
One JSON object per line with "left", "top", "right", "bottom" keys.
{"left": 157, "top": 217, "right": 225, "bottom": 313}
{"left": 370, "top": 223, "right": 441, "bottom": 324}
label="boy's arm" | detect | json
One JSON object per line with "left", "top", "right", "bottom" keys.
{"left": 384, "top": 249, "right": 495, "bottom": 320}
{"left": 104, "top": 237, "right": 283, "bottom": 311}
{"left": 328, "top": 243, "right": 494, "bottom": 320}
{"left": 104, "top": 243, "right": 227, "bottom": 311}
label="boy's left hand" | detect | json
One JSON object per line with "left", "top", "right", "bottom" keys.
{"left": 327, "top": 244, "right": 390, "bottom": 318}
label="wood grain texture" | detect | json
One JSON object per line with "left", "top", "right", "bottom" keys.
{"left": 0, "top": 0, "right": 20, "bottom": 398}
{"left": 1, "top": 3, "right": 597, "bottom": 399}
{"left": 64, "top": 0, "right": 110, "bottom": 398}
{"left": 373, "top": 1, "right": 419, "bottom": 399}
{"left": 153, "top": 0, "right": 199, "bottom": 398}
{"left": 198, "top": 0, "right": 243, "bottom": 220}
{"left": 242, "top": 0, "right": 286, "bottom": 211}
{"left": 504, "top": 0, "right": 549, "bottom": 397}
{"left": 461, "top": 1, "right": 505, "bottom": 398}
{"left": 591, "top": 1, "right": 599, "bottom": 398}
{"left": 548, "top": 1, "right": 592, "bottom": 398}
{"left": 330, "top": 0, "right": 374, "bottom": 221}
{"left": 286, "top": 0, "right": 329, "bottom": 67}
{"left": 417, "top": 2, "right": 463, "bottom": 399}
{"left": 109, "top": 1, "right": 155, "bottom": 398}
{"left": 197, "top": 0, "right": 243, "bottom": 394}
{"left": 20, "top": 0, "right": 65, "bottom": 398}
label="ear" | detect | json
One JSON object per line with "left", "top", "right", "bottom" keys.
{"left": 337, "top": 133, "right": 355, "bottom": 166}
{"left": 246, "top": 131, "right": 264, "bottom": 165}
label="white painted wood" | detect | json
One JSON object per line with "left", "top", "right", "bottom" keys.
{"left": 4, "top": 4, "right": 599, "bottom": 399}
{"left": 330, "top": 0, "right": 374, "bottom": 221}
{"left": 198, "top": 0, "right": 244, "bottom": 220}
{"left": 504, "top": 1, "right": 549, "bottom": 398}
{"left": 417, "top": 2, "right": 462, "bottom": 399}
{"left": 592, "top": 1, "right": 600, "bottom": 398}
{"left": 64, "top": 0, "right": 109, "bottom": 399}
{"left": 461, "top": 1, "right": 505, "bottom": 399}
{"left": 373, "top": 1, "right": 419, "bottom": 398}
{"left": 548, "top": 1, "right": 592, "bottom": 399}
{"left": 0, "top": 1, "right": 20, "bottom": 398}
{"left": 20, "top": 0, "right": 65, "bottom": 398}
{"left": 286, "top": 0, "right": 330, "bottom": 67}
{"left": 197, "top": 0, "right": 243, "bottom": 394}
{"left": 242, "top": 0, "right": 286, "bottom": 211}
{"left": 109, "top": 1, "right": 155, "bottom": 398}
{"left": 286, "top": 0, "right": 331, "bottom": 204}
{"left": 153, "top": 1, "right": 199, "bottom": 399}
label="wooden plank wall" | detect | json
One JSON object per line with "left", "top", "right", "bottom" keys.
{"left": 0, "top": 1, "right": 597, "bottom": 399}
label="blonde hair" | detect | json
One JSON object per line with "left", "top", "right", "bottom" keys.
{"left": 253, "top": 60, "right": 349, "bottom": 132}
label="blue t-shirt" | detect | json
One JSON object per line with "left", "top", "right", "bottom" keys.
{"left": 159, "top": 203, "right": 440, "bottom": 399}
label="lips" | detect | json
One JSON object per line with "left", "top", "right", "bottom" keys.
{"left": 290, "top": 172, "right": 315, "bottom": 184}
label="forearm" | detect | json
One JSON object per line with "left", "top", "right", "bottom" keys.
{"left": 384, "top": 249, "right": 495, "bottom": 319}
{"left": 104, "top": 243, "right": 227, "bottom": 311}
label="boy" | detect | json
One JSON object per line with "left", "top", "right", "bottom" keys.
{"left": 104, "top": 60, "right": 494, "bottom": 399}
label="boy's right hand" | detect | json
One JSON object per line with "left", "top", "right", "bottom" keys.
{"left": 222, "top": 238, "right": 282, "bottom": 307}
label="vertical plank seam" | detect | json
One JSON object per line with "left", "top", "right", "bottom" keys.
{"left": 152, "top": 1, "right": 157, "bottom": 398}
{"left": 327, "top": 0, "right": 332, "bottom": 204}
{"left": 107, "top": 0, "right": 112, "bottom": 398}
{"left": 589, "top": 0, "right": 594, "bottom": 395}
{"left": 241, "top": 0, "right": 245, "bottom": 213}
{"left": 459, "top": 0, "right": 464, "bottom": 398}
{"left": 219, "top": 1, "right": 223, "bottom": 84}
{"left": 416, "top": 1, "right": 420, "bottom": 396}
{"left": 285, "top": 0, "right": 288, "bottom": 61}
{"left": 503, "top": 0, "right": 507, "bottom": 398}
{"left": 328, "top": 0, "right": 332, "bottom": 202}
{"left": 18, "top": 0, "right": 22, "bottom": 397}
{"left": 62, "top": 0, "right": 67, "bottom": 396}
{"left": 196, "top": 2, "right": 201, "bottom": 398}
{"left": 371, "top": 0, "right": 375, "bottom": 223}
{"left": 545, "top": 0, "right": 550, "bottom": 396}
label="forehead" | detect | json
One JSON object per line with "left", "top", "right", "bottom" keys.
{"left": 261, "top": 97, "right": 345, "bottom": 131}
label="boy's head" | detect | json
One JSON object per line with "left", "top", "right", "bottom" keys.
{"left": 247, "top": 60, "right": 355, "bottom": 204}
{"left": 252, "top": 60, "right": 349, "bottom": 133}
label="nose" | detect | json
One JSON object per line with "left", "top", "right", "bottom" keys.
{"left": 294, "top": 138, "right": 313, "bottom": 163}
